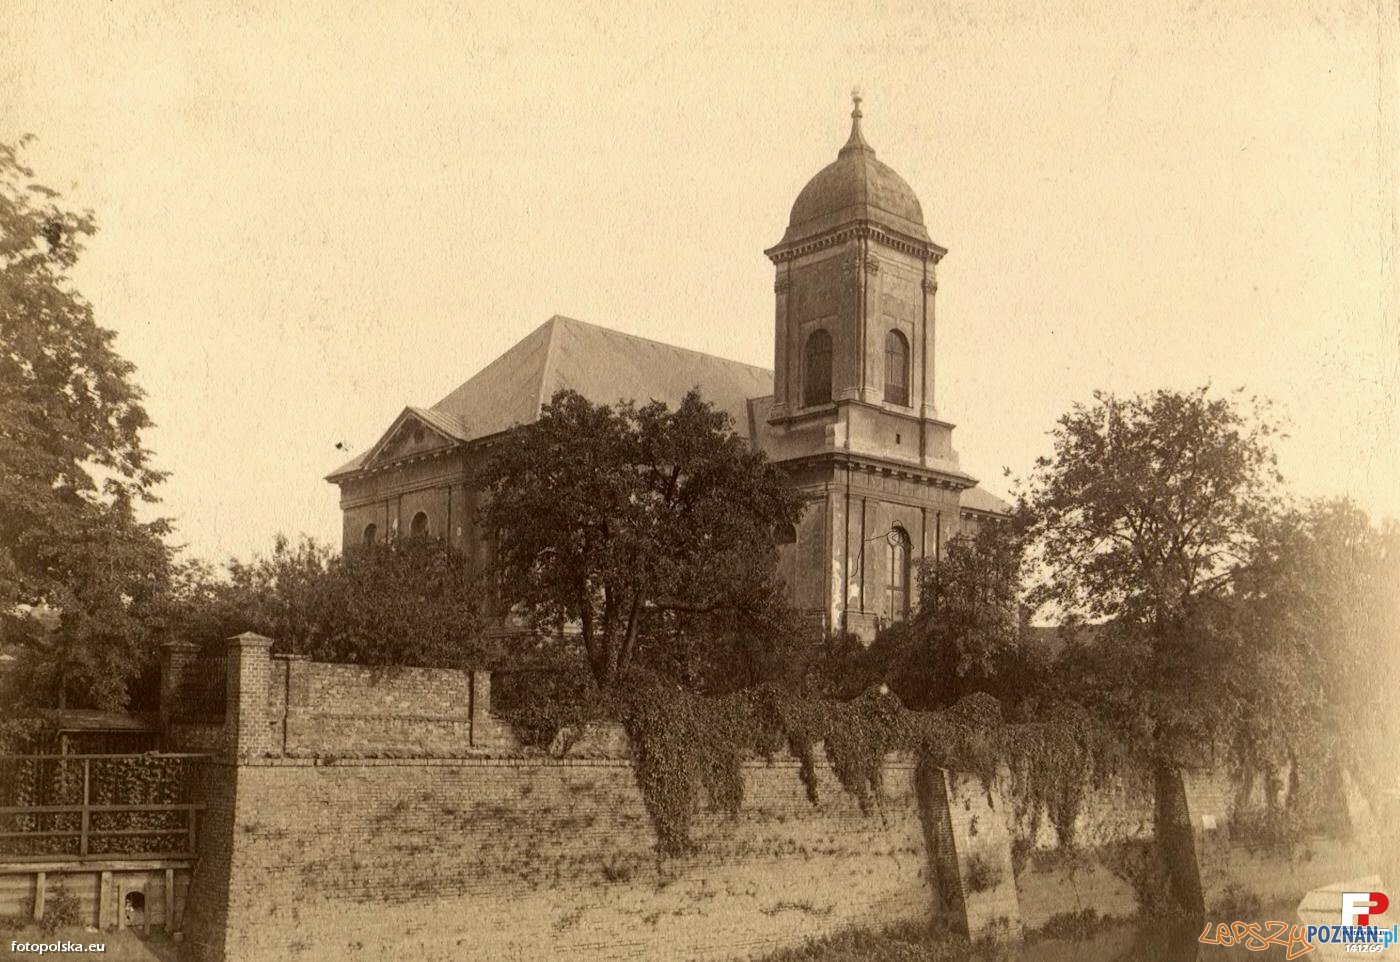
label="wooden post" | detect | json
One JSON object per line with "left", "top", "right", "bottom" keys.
{"left": 116, "top": 880, "right": 125, "bottom": 930}
{"left": 143, "top": 882, "right": 151, "bottom": 935}
{"left": 33, "top": 871, "right": 46, "bottom": 921}
{"left": 98, "top": 871, "right": 112, "bottom": 929}
{"left": 79, "top": 758, "right": 90, "bottom": 858}
{"left": 164, "top": 868, "right": 175, "bottom": 932}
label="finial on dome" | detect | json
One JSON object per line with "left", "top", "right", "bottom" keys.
{"left": 841, "top": 87, "right": 874, "bottom": 157}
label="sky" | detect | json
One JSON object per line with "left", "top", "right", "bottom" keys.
{"left": 3, "top": 0, "right": 1397, "bottom": 564}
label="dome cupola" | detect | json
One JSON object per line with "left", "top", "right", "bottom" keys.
{"left": 774, "top": 94, "right": 931, "bottom": 250}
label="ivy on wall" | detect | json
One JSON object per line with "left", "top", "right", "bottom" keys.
{"left": 0, "top": 754, "right": 194, "bottom": 858}
{"left": 612, "top": 675, "right": 1143, "bottom": 857}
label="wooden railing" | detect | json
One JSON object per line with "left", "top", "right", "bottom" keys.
{"left": 0, "top": 753, "right": 210, "bottom": 863}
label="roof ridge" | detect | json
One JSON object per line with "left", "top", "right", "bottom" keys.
{"left": 548, "top": 314, "right": 773, "bottom": 376}
{"left": 535, "top": 315, "right": 562, "bottom": 415}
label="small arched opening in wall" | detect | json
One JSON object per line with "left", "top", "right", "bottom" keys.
{"left": 363, "top": 522, "right": 378, "bottom": 547}
{"left": 410, "top": 511, "right": 429, "bottom": 538}
{"left": 123, "top": 890, "right": 146, "bottom": 929}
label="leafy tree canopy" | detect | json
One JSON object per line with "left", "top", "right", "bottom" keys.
{"left": 478, "top": 388, "right": 803, "bottom": 688}
{"left": 857, "top": 522, "right": 1036, "bottom": 711}
{"left": 1022, "top": 386, "right": 1283, "bottom": 624}
{"left": 1231, "top": 499, "right": 1400, "bottom": 807}
{"left": 1017, "top": 387, "right": 1286, "bottom": 761}
{"left": 171, "top": 534, "right": 486, "bottom": 669}
{"left": 1, "top": 137, "right": 173, "bottom": 708}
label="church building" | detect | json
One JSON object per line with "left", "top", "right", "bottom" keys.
{"left": 327, "top": 97, "right": 1008, "bottom": 642}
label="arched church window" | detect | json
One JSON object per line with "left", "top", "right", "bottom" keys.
{"left": 886, "top": 526, "right": 911, "bottom": 621}
{"left": 803, "top": 329, "right": 832, "bottom": 407}
{"left": 884, "top": 330, "right": 910, "bottom": 406}
{"left": 410, "top": 511, "right": 429, "bottom": 538}
{"left": 363, "top": 523, "right": 377, "bottom": 547}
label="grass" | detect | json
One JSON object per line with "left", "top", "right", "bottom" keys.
{"left": 1033, "top": 908, "right": 1120, "bottom": 942}
{"left": 757, "top": 919, "right": 1016, "bottom": 962}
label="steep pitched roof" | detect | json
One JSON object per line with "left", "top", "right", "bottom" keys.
{"left": 329, "top": 316, "right": 774, "bottom": 480}
{"left": 960, "top": 486, "right": 1013, "bottom": 516}
{"left": 433, "top": 315, "right": 773, "bottom": 440}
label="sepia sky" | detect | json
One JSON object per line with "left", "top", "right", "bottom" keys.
{"left": 3, "top": 0, "right": 1397, "bottom": 563}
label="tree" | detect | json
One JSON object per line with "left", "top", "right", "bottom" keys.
{"left": 478, "top": 389, "right": 802, "bottom": 688}
{"left": 1018, "top": 386, "right": 1284, "bottom": 761}
{"left": 1233, "top": 499, "right": 1400, "bottom": 817}
{"left": 1018, "top": 386, "right": 1291, "bottom": 911}
{"left": 172, "top": 535, "right": 487, "bottom": 669}
{"left": 0, "top": 137, "right": 173, "bottom": 708}
{"left": 864, "top": 521, "right": 1031, "bottom": 710}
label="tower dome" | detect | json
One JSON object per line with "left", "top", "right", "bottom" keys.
{"left": 777, "top": 94, "right": 931, "bottom": 249}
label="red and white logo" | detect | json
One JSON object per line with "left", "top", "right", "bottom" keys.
{"left": 1341, "top": 892, "right": 1390, "bottom": 927}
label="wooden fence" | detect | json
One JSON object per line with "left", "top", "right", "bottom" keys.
{"left": 0, "top": 753, "right": 210, "bottom": 862}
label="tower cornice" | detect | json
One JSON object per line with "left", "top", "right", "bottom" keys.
{"left": 765, "top": 221, "right": 947, "bottom": 265}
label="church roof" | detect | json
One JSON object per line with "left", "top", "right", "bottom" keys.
{"left": 328, "top": 316, "right": 774, "bottom": 478}
{"left": 960, "top": 486, "right": 1014, "bottom": 516}
{"left": 776, "top": 96, "right": 931, "bottom": 251}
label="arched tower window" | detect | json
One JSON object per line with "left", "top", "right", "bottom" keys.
{"left": 775, "top": 522, "right": 797, "bottom": 545}
{"left": 410, "top": 511, "right": 429, "bottom": 538}
{"left": 362, "top": 523, "right": 378, "bottom": 547}
{"left": 803, "top": 329, "right": 832, "bottom": 407}
{"left": 886, "top": 526, "right": 911, "bottom": 621}
{"left": 884, "top": 330, "right": 910, "bottom": 406}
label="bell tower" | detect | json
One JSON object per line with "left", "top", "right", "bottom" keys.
{"left": 762, "top": 93, "right": 961, "bottom": 473}
{"left": 754, "top": 94, "right": 986, "bottom": 642}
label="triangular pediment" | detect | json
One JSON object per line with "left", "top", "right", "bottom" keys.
{"left": 358, "top": 407, "right": 467, "bottom": 471}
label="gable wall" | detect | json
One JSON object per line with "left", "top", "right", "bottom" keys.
{"left": 337, "top": 448, "right": 483, "bottom": 559}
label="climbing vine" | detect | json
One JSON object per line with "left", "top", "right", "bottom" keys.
{"left": 613, "top": 675, "right": 1141, "bottom": 856}
{"left": 0, "top": 755, "right": 193, "bottom": 859}
{"left": 618, "top": 678, "right": 770, "bottom": 856}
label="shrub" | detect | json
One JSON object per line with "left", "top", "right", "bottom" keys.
{"left": 40, "top": 884, "right": 82, "bottom": 934}
{"left": 964, "top": 852, "right": 1003, "bottom": 894}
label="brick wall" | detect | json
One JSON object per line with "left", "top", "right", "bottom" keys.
{"left": 1014, "top": 857, "right": 1137, "bottom": 930}
{"left": 204, "top": 644, "right": 516, "bottom": 759}
{"left": 198, "top": 755, "right": 938, "bottom": 962}
{"left": 1009, "top": 774, "right": 1155, "bottom": 851}
{"left": 266, "top": 659, "right": 515, "bottom": 757}
{"left": 184, "top": 762, "right": 236, "bottom": 962}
